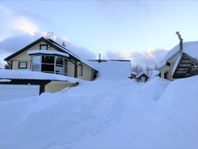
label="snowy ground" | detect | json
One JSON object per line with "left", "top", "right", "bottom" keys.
{"left": 0, "top": 61, "right": 198, "bottom": 149}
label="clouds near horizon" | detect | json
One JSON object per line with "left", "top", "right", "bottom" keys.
{"left": 0, "top": 3, "right": 169, "bottom": 68}
{"left": 106, "top": 48, "right": 168, "bottom": 69}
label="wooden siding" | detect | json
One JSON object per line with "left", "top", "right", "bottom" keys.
{"left": 173, "top": 53, "right": 198, "bottom": 78}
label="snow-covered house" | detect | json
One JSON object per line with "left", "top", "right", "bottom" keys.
{"left": 135, "top": 72, "right": 149, "bottom": 82}
{"left": 4, "top": 37, "right": 97, "bottom": 81}
{"left": 159, "top": 41, "right": 198, "bottom": 80}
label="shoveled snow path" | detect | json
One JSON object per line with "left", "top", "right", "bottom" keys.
{"left": 46, "top": 80, "right": 140, "bottom": 149}
{"left": 0, "top": 79, "right": 140, "bottom": 149}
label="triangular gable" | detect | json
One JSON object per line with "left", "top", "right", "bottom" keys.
{"left": 4, "top": 37, "right": 69, "bottom": 61}
{"left": 4, "top": 37, "right": 97, "bottom": 71}
{"left": 136, "top": 72, "right": 149, "bottom": 79}
{"left": 173, "top": 52, "right": 198, "bottom": 78}
{"left": 4, "top": 37, "right": 44, "bottom": 61}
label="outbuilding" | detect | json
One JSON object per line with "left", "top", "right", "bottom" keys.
{"left": 135, "top": 72, "right": 149, "bottom": 82}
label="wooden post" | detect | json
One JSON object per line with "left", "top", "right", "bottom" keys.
{"left": 74, "top": 61, "right": 78, "bottom": 78}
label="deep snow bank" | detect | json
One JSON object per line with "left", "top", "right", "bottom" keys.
{"left": 0, "top": 61, "right": 197, "bottom": 149}
{"left": 159, "top": 76, "right": 198, "bottom": 147}
{"left": 71, "top": 77, "right": 198, "bottom": 149}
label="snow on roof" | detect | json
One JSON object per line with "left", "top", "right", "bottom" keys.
{"left": 0, "top": 79, "right": 11, "bottom": 82}
{"left": 27, "top": 50, "right": 69, "bottom": 57}
{"left": 131, "top": 71, "right": 137, "bottom": 75}
{"left": 89, "top": 60, "right": 131, "bottom": 80}
{"left": 46, "top": 39, "right": 97, "bottom": 71}
{"left": 159, "top": 41, "right": 198, "bottom": 68}
{"left": 46, "top": 39, "right": 81, "bottom": 59}
{"left": 171, "top": 54, "right": 182, "bottom": 76}
{"left": 0, "top": 69, "right": 79, "bottom": 83}
{"left": 135, "top": 72, "right": 149, "bottom": 79}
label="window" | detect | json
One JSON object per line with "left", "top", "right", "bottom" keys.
{"left": 55, "top": 57, "right": 64, "bottom": 74}
{"left": 56, "top": 57, "right": 63, "bottom": 65}
{"left": 18, "top": 62, "right": 27, "bottom": 69}
{"left": 79, "top": 64, "right": 83, "bottom": 76}
{"left": 42, "top": 55, "right": 54, "bottom": 64}
{"left": 41, "top": 56, "right": 54, "bottom": 73}
{"left": 40, "top": 44, "right": 48, "bottom": 50}
{"left": 32, "top": 56, "right": 41, "bottom": 71}
{"left": 164, "top": 71, "right": 169, "bottom": 79}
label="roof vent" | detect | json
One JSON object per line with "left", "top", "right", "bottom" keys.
{"left": 62, "top": 42, "right": 66, "bottom": 47}
{"left": 46, "top": 32, "right": 56, "bottom": 41}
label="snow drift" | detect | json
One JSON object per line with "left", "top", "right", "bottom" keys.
{"left": 0, "top": 61, "right": 197, "bottom": 149}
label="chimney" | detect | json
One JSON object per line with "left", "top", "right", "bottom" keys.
{"left": 98, "top": 53, "right": 101, "bottom": 63}
{"left": 62, "top": 42, "right": 66, "bottom": 47}
{"left": 176, "top": 31, "right": 183, "bottom": 53}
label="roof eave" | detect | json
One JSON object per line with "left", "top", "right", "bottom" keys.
{"left": 4, "top": 37, "right": 46, "bottom": 61}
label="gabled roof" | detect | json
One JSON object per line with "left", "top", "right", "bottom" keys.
{"left": 172, "top": 53, "right": 198, "bottom": 78}
{"left": 4, "top": 37, "right": 97, "bottom": 71}
{"left": 4, "top": 37, "right": 76, "bottom": 61}
{"left": 4, "top": 37, "right": 45, "bottom": 61}
{"left": 159, "top": 41, "right": 198, "bottom": 68}
{"left": 135, "top": 72, "right": 149, "bottom": 79}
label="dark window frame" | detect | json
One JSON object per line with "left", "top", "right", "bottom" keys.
{"left": 18, "top": 61, "right": 28, "bottom": 69}
{"left": 39, "top": 44, "right": 48, "bottom": 50}
{"left": 164, "top": 71, "right": 169, "bottom": 79}
{"left": 41, "top": 55, "right": 55, "bottom": 73}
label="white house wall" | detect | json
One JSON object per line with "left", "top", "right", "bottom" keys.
{"left": 159, "top": 53, "right": 180, "bottom": 80}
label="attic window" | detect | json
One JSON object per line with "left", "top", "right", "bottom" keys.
{"left": 166, "top": 61, "right": 171, "bottom": 66}
{"left": 40, "top": 44, "right": 48, "bottom": 50}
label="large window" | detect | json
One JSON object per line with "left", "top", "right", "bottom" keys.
{"left": 41, "top": 56, "right": 54, "bottom": 73}
{"left": 32, "top": 56, "right": 41, "bottom": 71}
{"left": 31, "top": 55, "right": 67, "bottom": 75}
{"left": 55, "top": 57, "right": 64, "bottom": 74}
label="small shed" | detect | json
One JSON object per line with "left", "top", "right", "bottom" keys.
{"left": 135, "top": 72, "right": 149, "bottom": 82}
